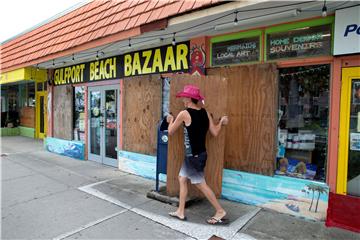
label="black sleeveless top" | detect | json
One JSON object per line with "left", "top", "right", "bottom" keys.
{"left": 184, "top": 108, "right": 209, "bottom": 155}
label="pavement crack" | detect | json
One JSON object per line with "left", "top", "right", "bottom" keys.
{"left": 4, "top": 155, "right": 93, "bottom": 188}
{"left": 2, "top": 173, "right": 38, "bottom": 182}
{"left": 6, "top": 188, "right": 71, "bottom": 209}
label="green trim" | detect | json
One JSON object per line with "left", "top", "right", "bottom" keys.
{"left": 211, "top": 29, "right": 262, "bottom": 43}
{"left": 264, "top": 16, "right": 335, "bottom": 34}
{"left": 264, "top": 17, "right": 335, "bottom": 62}
{"left": 19, "top": 126, "right": 35, "bottom": 138}
{"left": 0, "top": 128, "right": 20, "bottom": 136}
{"left": 210, "top": 30, "right": 263, "bottom": 67}
{"left": 210, "top": 60, "right": 262, "bottom": 68}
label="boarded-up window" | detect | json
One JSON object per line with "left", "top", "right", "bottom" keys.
{"left": 122, "top": 75, "right": 161, "bottom": 155}
{"left": 211, "top": 64, "right": 278, "bottom": 176}
{"left": 53, "top": 85, "right": 73, "bottom": 140}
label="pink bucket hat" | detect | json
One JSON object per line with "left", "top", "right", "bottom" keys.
{"left": 176, "top": 85, "right": 204, "bottom": 100}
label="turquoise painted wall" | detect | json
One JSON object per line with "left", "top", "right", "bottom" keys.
{"left": 222, "top": 169, "right": 328, "bottom": 205}
{"left": 45, "top": 137, "right": 85, "bottom": 160}
{"left": 118, "top": 150, "right": 166, "bottom": 182}
{"left": 222, "top": 169, "right": 329, "bottom": 221}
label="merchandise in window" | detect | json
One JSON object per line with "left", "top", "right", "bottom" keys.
{"left": 73, "top": 86, "right": 85, "bottom": 141}
{"left": 276, "top": 64, "right": 330, "bottom": 182}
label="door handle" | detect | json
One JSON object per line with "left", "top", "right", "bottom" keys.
{"left": 100, "top": 121, "right": 105, "bottom": 127}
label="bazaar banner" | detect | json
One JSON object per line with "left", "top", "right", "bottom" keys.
{"left": 53, "top": 41, "right": 190, "bottom": 86}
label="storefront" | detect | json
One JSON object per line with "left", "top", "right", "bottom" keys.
{"left": 0, "top": 67, "right": 47, "bottom": 138}
{"left": 43, "top": 13, "right": 340, "bottom": 222}
{"left": 158, "top": 16, "right": 337, "bottom": 222}
{"left": 6, "top": 1, "right": 352, "bottom": 230}
{"left": 326, "top": 5, "right": 360, "bottom": 233}
{"left": 45, "top": 42, "right": 191, "bottom": 167}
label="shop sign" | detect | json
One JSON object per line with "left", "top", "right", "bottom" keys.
{"left": 211, "top": 36, "right": 260, "bottom": 66}
{"left": 53, "top": 42, "right": 190, "bottom": 86}
{"left": 334, "top": 5, "right": 360, "bottom": 55}
{"left": 350, "top": 133, "right": 360, "bottom": 151}
{"left": 266, "top": 25, "right": 331, "bottom": 60}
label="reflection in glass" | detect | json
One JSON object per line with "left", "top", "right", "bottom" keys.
{"left": 347, "top": 79, "right": 360, "bottom": 197}
{"left": 40, "top": 96, "right": 44, "bottom": 133}
{"left": 277, "top": 65, "right": 330, "bottom": 182}
{"left": 90, "top": 91, "right": 101, "bottom": 155}
{"left": 73, "top": 86, "right": 85, "bottom": 141}
{"left": 105, "top": 89, "right": 117, "bottom": 159}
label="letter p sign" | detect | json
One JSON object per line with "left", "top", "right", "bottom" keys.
{"left": 344, "top": 24, "right": 360, "bottom": 37}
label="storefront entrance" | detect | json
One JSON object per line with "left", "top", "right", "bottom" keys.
{"left": 337, "top": 66, "right": 360, "bottom": 197}
{"left": 35, "top": 91, "right": 47, "bottom": 139}
{"left": 88, "top": 85, "right": 120, "bottom": 167}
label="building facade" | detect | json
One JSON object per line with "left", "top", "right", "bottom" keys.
{"left": 1, "top": 0, "right": 359, "bottom": 232}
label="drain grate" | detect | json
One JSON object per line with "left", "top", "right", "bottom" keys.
{"left": 1, "top": 153, "right": 8, "bottom": 157}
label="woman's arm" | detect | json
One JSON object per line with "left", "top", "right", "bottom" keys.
{"left": 167, "top": 110, "right": 188, "bottom": 136}
{"left": 207, "top": 111, "right": 228, "bottom": 137}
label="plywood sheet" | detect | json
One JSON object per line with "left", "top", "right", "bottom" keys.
{"left": 166, "top": 74, "right": 227, "bottom": 197}
{"left": 53, "top": 85, "right": 73, "bottom": 140}
{"left": 122, "top": 75, "right": 162, "bottom": 155}
{"left": 218, "top": 64, "right": 278, "bottom": 176}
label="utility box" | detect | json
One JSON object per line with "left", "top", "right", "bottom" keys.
{"left": 156, "top": 117, "right": 168, "bottom": 191}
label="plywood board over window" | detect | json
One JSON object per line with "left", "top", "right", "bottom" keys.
{"left": 213, "top": 64, "right": 278, "bottom": 176}
{"left": 167, "top": 74, "right": 227, "bottom": 198}
{"left": 122, "top": 75, "right": 162, "bottom": 156}
{"left": 53, "top": 85, "right": 73, "bottom": 140}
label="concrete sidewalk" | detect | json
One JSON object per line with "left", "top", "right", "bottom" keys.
{"left": 1, "top": 136, "right": 359, "bottom": 239}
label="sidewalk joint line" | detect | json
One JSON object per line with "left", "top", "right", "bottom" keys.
{"left": 52, "top": 209, "right": 128, "bottom": 240}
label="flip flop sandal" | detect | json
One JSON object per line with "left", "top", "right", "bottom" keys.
{"left": 169, "top": 212, "right": 187, "bottom": 221}
{"left": 207, "top": 217, "right": 230, "bottom": 225}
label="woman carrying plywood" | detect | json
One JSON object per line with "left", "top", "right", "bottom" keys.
{"left": 166, "top": 85, "right": 229, "bottom": 225}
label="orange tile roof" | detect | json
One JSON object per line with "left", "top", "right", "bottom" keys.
{"left": 1, "top": 0, "right": 221, "bottom": 72}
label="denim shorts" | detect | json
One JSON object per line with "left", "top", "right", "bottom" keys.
{"left": 179, "top": 154, "right": 205, "bottom": 184}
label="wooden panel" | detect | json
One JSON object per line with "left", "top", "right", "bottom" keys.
{"left": 216, "top": 64, "right": 278, "bottom": 176}
{"left": 20, "top": 107, "right": 35, "bottom": 128}
{"left": 166, "top": 74, "right": 227, "bottom": 197}
{"left": 53, "top": 85, "right": 73, "bottom": 140}
{"left": 123, "top": 75, "right": 161, "bottom": 155}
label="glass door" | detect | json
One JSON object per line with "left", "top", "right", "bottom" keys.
{"left": 36, "top": 90, "right": 47, "bottom": 139}
{"left": 338, "top": 67, "right": 360, "bottom": 196}
{"left": 103, "top": 88, "right": 118, "bottom": 166}
{"left": 89, "top": 89, "right": 102, "bottom": 163}
{"left": 88, "top": 85, "right": 120, "bottom": 167}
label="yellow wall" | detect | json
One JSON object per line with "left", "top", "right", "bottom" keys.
{"left": 0, "top": 67, "right": 47, "bottom": 84}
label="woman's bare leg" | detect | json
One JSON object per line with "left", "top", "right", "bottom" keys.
{"left": 195, "top": 181, "right": 226, "bottom": 222}
{"left": 173, "top": 176, "right": 188, "bottom": 218}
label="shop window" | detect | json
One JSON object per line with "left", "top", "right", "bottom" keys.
{"left": 1, "top": 95, "right": 6, "bottom": 127}
{"left": 6, "top": 85, "right": 19, "bottom": 127}
{"left": 73, "top": 86, "right": 85, "bottom": 141}
{"left": 276, "top": 64, "right": 330, "bottom": 182}
{"left": 37, "top": 82, "right": 43, "bottom": 91}
{"left": 28, "top": 82, "right": 35, "bottom": 107}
